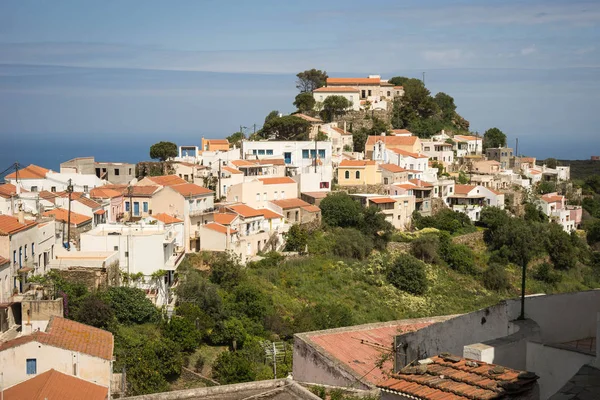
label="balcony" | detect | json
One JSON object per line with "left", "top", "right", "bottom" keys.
{"left": 189, "top": 207, "right": 215, "bottom": 217}
{"left": 165, "top": 252, "right": 185, "bottom": 270}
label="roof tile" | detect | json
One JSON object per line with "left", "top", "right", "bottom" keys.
{"left": 0, "top": 215, "right": 38, "bottom": 235}
{"left": 257, "top": 177, "right": 296, "bottom": 185}
{"left": 5, "top": 164, "right": 49, "bottom": 180}
{"left": 43, "top": 208, "right": 91, "bottom": 226}
{"left": 3, "top": 369, "right": 108, "bottom": 400}
{"left": 169, "top": 183, "right": 214, "bottom": 197}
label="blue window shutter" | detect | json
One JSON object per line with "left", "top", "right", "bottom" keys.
{"left": 26, "top": 359, "right": 37, "bottom": 375}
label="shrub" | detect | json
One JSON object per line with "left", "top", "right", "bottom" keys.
{"left": 310, "top": 386, "right": 327, "bottom": 400}
{"left": 320, "top": 192, "right": 362, "bottom": 228}
{"left": 387, "top": 254, "right": 428, "bottom": 295}
{"left": 75, "top": 294, "right": 114, "bottom": 329}
{"left": 284, "top": 224, "right": 308, "bottom": 252}
{"left": 162, "top": 316, "right": 202, "bottom": 353}
{"left": 411, "top": 234, "right": 441, "bottom": 264}
{"left": 443, "top": 243, "right": 476, "bottom": 275}
{"left": 212, "top": 351, "right": 256, "bottom": 384}
{"left": 533, "top": 262, "right": 563, "bottom": 285}
{"left": 482, "top": 264, "right": 511, "bottom": 291}
{"left": 194, "top": 354, "right": 206, "bottom": 373}
{"left": 100, "top": 287, "right": 159, "bottom": 325}
{"left": 331, "top": 228, "right": 373, "bottom": 260}
{"left": 209, "top": 252, "right": 244, "bottom": 288}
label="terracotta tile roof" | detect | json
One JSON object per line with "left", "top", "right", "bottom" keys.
{"left": 0, "top": 316, "right": 113, "bottom": 360}
{"left": 340, "top": 160, "right": 376, "bottom": 167}
{"left": 0, "top": 256, "right": 9, "bottom": 265}
{"left": 301, "top": 205, "right": 321, "bottom": 213}
{"left": 232, "top": 159, "right": 258, "bottom": 167}
{"left": 409, "top": 179, "right": 434, "bottom": 188}
{"left": 207, "top": 139, "right": 229, "bottom": 145}
{"left": 153, "top": 213, "right": 183, "bottom": 224}
{"left": 99, "top": 183, "right": 128, "bottom": 191}
{"left": 127, "top": 185, "right": 160, "bottom": 196}
{"left": 454, "top": 135, "right": 480, "bottom": 142}
{"left": 0, "top": 184, "right": 19, "bottom": 199}
{"left": 541, "top": 194, "right": 564, "bottom": 203}
{"left": 256, "top": 158, "right": 286, "bottom": 166}
{"left": 379, "top": 164, "right": 407, "bottom": 173}
{"left": 213, "top": 212, "right": 238, "bottom": 225}
{"left": 270, "top": 198, "right": 311, "bottom": 209}
{"left": 90, "top": 187, "right": 123, "bottom": 199}
{"left": 378, "top": 355, "right": 538, "bottom": 400}
{"left": 331, "top": 127, "right": 352, "bottom": 136}
{"left": 392, "top": 149, "right": 429, "bottom": 159}
{"left": 175, "top": 161, "right": 205, "bottom": 168}
{"left": 5, "top": 164, "right": 49, "bottom": 180}
{"left": 261, "top": 209, "right": 284, "bottom": 219}
{"left": 369, "top": 197, "right": 396, "bottom": 204}
{"left": 301, "top": 191, "right": 329, "bottom": 199}
{"left": 393, "top": 86, "right": 404, "bottom": 90}
{"left": 391, "top": 129, "right": 412, "bottom": 135}
{"left": 306, "top": 320, "right": 433, "bottom": 385}
{"left": 327, "top": 77, "right": 381, "bottom": 85}
{"left": 294, "top": 113, "right": 323, "bottom": 123}
{"left": 93, "top": 209, "right": 105, "bottom": 215}
{"left": 520, "top": 157, "right": 536, "bottom": 163}
{"left": 393, "top": 183, "right": 416, "bottom": 190}
{"left": 228, "top": 204, "right": 264, "bottom": 218}
{"left": 454, "top": 184, "right": 476, "bottom": 195}
{"left": 203, "top": 222, "right": 237, "bottom": 235}
{"left": 3, "top": 369, "right": 109, "bottom": 400}
{"left": 43, "top": 208, "right": 91, "bottom": 226}
{"left": 169, "top": 183, "right": 214, "bottom": 197}
{"left": 71, "top": 193, "right": 102, "bottom": 209}
{"left": 0, "top": 215, "right": 37, "bottom": 235}
{"left": 529, "top": 169, "right": 542, "bottom": 175}
{"left": 39, "top": 190, "right": 58, "bottom": 204}
{"left": 313, "top": 86, "right": 359, "bottom": 93}
{"left": 258, "top": 177, "right": 296, "bottom": 185}
{"left": 366, "top": 136, "right": 419, "bottom": 146}
{"left": 146, "top": 175, "right": 187, "bottom": 187}
{"left": 222, "top": 166, "right": 243, "bottom": 175}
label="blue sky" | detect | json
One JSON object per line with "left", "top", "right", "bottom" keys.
{"left": 1, "top": 0, "right": 599, "bottom": 160}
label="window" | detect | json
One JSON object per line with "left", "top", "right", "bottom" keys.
{"left": 318, "top": 149, "right": 325, "bottom": 158}
{"left": 368, "top": 90, "right": 372, "bottom": 96}
{"left": 274, "top": 191, "right": 278, "bottom": 199}
{"left": 387, "top": 91, "right": 391, "bottom": 97}
{"left": 302, "top": 150, "right": 310, "bottom": 159}
{"left": 258, "top": 149, "right": 265, "bottom": 155}
{"left": 320, "top": 182, "right": 329, "bottom": 189}
{"left": 24, "top": 245, "right": 27, "bottom": 260}
{"left": 32, "top": 243, "right": 35, "bottom": 256}
{"left": 13, "top": 250, "right": 16, "bottom": 263}
{"left": 128, "top": 168, "right": 132, "bottom": 175}
{"left": 51, "top": 186, "right": 56, "bottom": 192}
{"left": 344, "top": 171, "right": 350, "bottom": 179}
{"left": 384, "top": 178, "right": 389, "bottom": 184}
{"left": 133, "top": 202, "right": 140, "bottom": 216}
{"left": 256, "top": 193, "right": 260, "bottom": 201}
{"left": 124, "top": 251, "right": 129, "bottom": 257}
{"left": 143, "top": 202, "right": 149, "bottom": 213}
{"left": 266, "top": 149, "right": 274, "bottom": 155}
{"left": 114, "top": 168, "right": 120, "bottom": 176}
{"left": 114, "top": 246, "right": 119, "bottom": 251}
{"left": 125, "top": 202, "right": 130, "bottom": 212}
{"left": 30, "top": 186, "right": 38, "bottom": 192}
{"left": 26, "top": 359, "right": 37, "bottom": 375}
{"left": 83, "top": 185, "right": 89, "bottom": 193}
{"left": 263, "top": 192, "right": 267, "bottom": 200}
{"left": 355, "top": 171, "right": 360, "bottom": 179}
{"left": 252, "top": 149, "right": 257, "bottom": 155}
{"left": 281, "top": 191, "right": 285, "bottom": 199}
{"left": 361, "top": 90, "right": 366, "bottom": 98}
{"left": 295, "top": 211, "right": 299, "bottom": 220}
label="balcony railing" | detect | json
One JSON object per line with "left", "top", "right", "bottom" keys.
{"left": 189, "top": 207, "right": 215, "bottom": 217}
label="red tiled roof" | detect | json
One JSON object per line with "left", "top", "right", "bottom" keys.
{"left": 228, "top": 204, "right": 264, "bottom": 218}
{"left": 5, "top": 164, "right": 49, "bottom": 180}
{"left": 146, "top": 175, "right": 187, "bottom": 187}
{"left": 258, "top": 177, "right": 296, "bottom": 185}
{"left": 203, "top": 222, "right": 237, "bottom": 235}
{"left": 93, "top": 209, "right": 105, "bottom": 215}
{"left": 331, "top": 127, "right": 352, "bottom": 136}
{"left": 153, "top": 213, "right": 183, "bottom": 224}
{"left": 391, "top": 129, "right": 412, "bottom": 135}
{"left": 313, "top": 86, "right": 359, "bottom": 93}
{"left": 454, "top": 135, "right": 480, "bottom": 142}
{"left": 378, "top": 355, "right": 538, "bottom": 400}
{"left": 70, "top": 193, "right": 102, "bottom": 209}
{"left": 270, "top": 198, "right": 311, "bottom": 209}
{"left": 3, "top": 369, "right": 108, "bottom": 400}
{"left": 454, "top": 184, "right": 476, "bottom": 195}
{"left": 232, "top": 159, "right": 258, "bottom": 167}
{"left": 369, "top": 197, "right": 396, "bottom": 204}
{"left": 409, "top": 179, "right": 434, "bottom": 188}
{"left": 301, "top": 191, "right": 329, "bottom": 199}
{"left": 327, "top": 77, "right": 381, "bottom": 85}
{"left": 366, "top": 136, "right": 419, "bottom": 146}
{"left": 0, "top": 215, "right": 37, "bottom": 235}
{"left": 306, "top": 321, "right": 433, "bottom": 385}
{"left": 541, "top": 194, "right": 564, "bottom": 203}
{"left": 0, "top": 316, "right": 113, "bottom": 360}
{"left": 0, "top": 184, "right": 19, "bottom": 199}
{"left": 127, "top": 185, "right": 160, "bottom": 196}
{"left": 39, "top": 190, "right": 58, "bottom": 204}
{"left": 213, "top": 212, "right": 238, "bottom": 225}
{"left": 256, "top": 158, "right": 286, "bottom": 166}
{"left": 301, "top": 205, "right": 321, "bottom": 213}
{"left": 90, "top": 187, "right": 123, "bottom": 199}
{"left": 340, "top": 160, "right": 376, "bottom": 167}
{"left": 392, "top": 149, "right": 429, "bottom": 159}
{"left": 170, "top": 183, "right": 214, "bottom": 197}
{"left": 0, "top": 256, "right": 9, "bottom": 265}
{"left": 379, "top": 164, "right": 407, "bottom": 173}
{"left": 43, "top": 208, "right": 91, "bottom": 226}
{"left": 261, "top": 209, "right": 284, "bottom": 219}
{"left": 223, "top": 166, "right": 243, "bottom": 175}
{"left": 207, "top": 139, "right": 229, "bottom": 145}
{"left": 294, "top": 113, "right": 323, "bottom": 123}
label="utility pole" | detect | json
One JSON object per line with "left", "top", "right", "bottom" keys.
{"left": 127, "top": 185, "right": 133, "bottom": 222}
{"left": 515, "top": 138, "right": 519, "bottom": 157}
{"left": 66, "top": 179, "right": 73, "bottom": 250}
{"left": 422, "top": 72, "right": 426, "bottom": 86}
{"left": 314, "top": 135, "right": 318, "bottom": 173}
{"left": 253, "top": 124, "right": 256, "bottom": 135}
{"left": 218, "top": 161, "right": 222, "bottom": 199}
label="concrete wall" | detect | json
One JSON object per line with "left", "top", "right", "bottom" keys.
{"left": 21, "top": 299, "right": 64, "bottom": 334}
{"left": 526, "top": 342, "right": 594, "bottom": 399}
{"left": 0, "top": 340, "right": 110, "bottom": 388}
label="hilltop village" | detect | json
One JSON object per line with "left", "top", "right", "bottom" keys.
{"left": 1, "top": 72, "right": 600, "bottom": 400}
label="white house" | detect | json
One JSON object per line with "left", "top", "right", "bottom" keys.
{"left": 226, "top": 177, "right": 299, "bottom": 209}
{"left": 447, "top": 184, "right": 505, "bottom": 221}
{"left": 312, "top": 87, "right": 360, "bottom": 111}
{"left": 80, "top": 223, "right": 184, "bottom": 306}
{"left": 537, "top": 193, "right": 582, "bottom": 232}
{"left": 0, "top": 316, "right": 113, "bottom": 389}
{"left": 420, "top": 139, "right": 454, "bottom": 165}
{"left": 320, "top": 122, "right": 353, "bottom": 155}
{"left": 453, "top": 135, "right": 482, "bottom": 157}
{"left": 6, "top": 164, "right": 107, "bottom": 193}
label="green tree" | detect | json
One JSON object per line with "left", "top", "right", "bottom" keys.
{"left": 411, "top": 234, "right": 441, "bottom": 264}
{"left": 149, "top": 141, "right": 177, "bottom": 162}
{"left": 176, "top": 270, "right": 224, "bottom": 320}
{"left": 387, "top": 254, "right": 428, "bottom": 295}
{"left": 100, "top": 287, "right": 159, "bottom": 325}
{"left": 227, "top": 284, "right": 273, "bottom": 323}
{"left": 294, "top": 92, "right": 316, "bottom": 113}
{"left": 433, "top": 92, "right": 457, "bottom": 123}
{"left": 457, "top": 171, "right": 469, "bottom": 184}
{"left": 175, "top": 302, "right": 214, "bottom": 338}
{"left": 264, "top": 110, "right": 280, "bottom": 124}
{"left": 391, "top": 79, "right": 439, "bottom": 129}
{"left": 585, "top": 219, "right": 600, "bottom": 245}
{"left": 538, "top": 181, "right": 556, "bottom": 195}
{"left": 316, "top": 131, "right": 328, "bottom": 141}
{"left": 261, "top": 115, "right": 310, "bottom": 140}
{"left": 226, "top": 131, "right": 244, "bottom": 147}
{"left": 545, "top": 158, "right": 558, "bottom": 169}
{"left": 442, "top": 243, "right": 476, "bottom": 274}
{"left": 210, "top": 317, "right": 248, "bottom": 347}
{"left": 296, "top": 69, "right": 328, "bottom": 93}
{"left": 388, "top": 76, "right": 423, "bottom": 87}
{"left": 285, "top": 224, "right": 308, "bottom": 252}
{"left": 408, "top": 118, "right": 444, "bottom": 139}
{"left": 482, "top": 128, "right": 506, "bottom": 150}
{"left": 209, "top": 252, "right": 244, "bottom": 289}
{"left": 482, "top": 264, "right": 511, "bottom": 291}
{"left": 212, "top": 350, "right": 256, "bottom": 384}
{"left": 545, "top": 223, "right": 577, "bottom": 270}
{"left": 321, "top": 95, "right": 351, "bottom": 122}
{"left": 352, "top": 128, "right": 368, "bottom": 152}
{"left": 319, "top": 192, "right": 362, "bottom": 228}
{"left": 524, "top": 203, "right": 548, "bottom": 223}
{"left": 75, "top": 294, "right": 114, "bottom": 330}
{"left": 331, "top": 228, "right": 374, "bottom": 260}
{"left": 162, "top": 316, "right": 202, "bottom": 353}
{"left": 359, "top": 206, "right": 394, "bottom": 250}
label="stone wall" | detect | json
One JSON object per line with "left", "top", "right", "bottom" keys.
{"left": 55, "top": 267, "right": 109, "bottom": 291}
{"left": 451, "top": 230, "right": 484, "bottom": 246}
{"left": 333, "top": 105, "right": 394, "bottom": 132}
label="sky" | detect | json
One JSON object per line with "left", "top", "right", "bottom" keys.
{"left": 1, "top": 0, "right": 599, "bottom": 166}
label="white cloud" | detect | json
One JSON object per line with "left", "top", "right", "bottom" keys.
{"left": 521, "top": 45, "right": 537, "bottom": 56}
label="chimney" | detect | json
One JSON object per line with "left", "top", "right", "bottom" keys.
{"left": 344, "top": 121, "right": 347, "bottom": 133}
{"left": 18, "top": 209, "right": 25, "bottom": 224}
{"left": 16, "top": 185, "right": 21, "bottom": 195}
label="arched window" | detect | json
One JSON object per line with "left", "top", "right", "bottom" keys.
{"left": 356, "top": 171, "right": 361, "bottom": 179}
{"left": 345, "top": 171, "right": 349, "bottom": 179}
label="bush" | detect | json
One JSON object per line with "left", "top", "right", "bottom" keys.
{"left": 100, "top": 287, "right": 159, "bottom": 325}
{"left": 75, "top": 294, "right": 114, "bottom": 329}
{"left": 320, "top": 192, "right": 362, "bottom": 228}
{"left": 545, "top": 223, "right": 577, "bottom": 270}
{"left": 411, "top": 234, "right": 441, "bottom": 264}
{"left": 533, "top": 262, "right": 563, "bottom": 285}
{"left": 413, "top": 209, "right": 474, "bottom": 235}
{"left": 162, "top": 316, "right": 202, "bottom": 353}
{"left": 442, "top": 243, "right": 476, "bottom": 274}
{"left": 209, "top": 252, "right": 244, "bottom": 288}
{"left": 331, "top": 228, "right": 373, "bottom": 260}
{"left": 194, "top": 354, "right": 206, "bottom": 373}
{"left": 212, "top": 351, "right": 256, "bottom": 384}
{"left": 295, "top": 302, "right": 354, "bottom": 332}
{"left": 284, "top": 224, "right": 308, "bottom": 252}
{"left": 482, "top": 264, "right": 511, "bottom": 291}
{"left": 387, "top": 254, "right": 428, "bottom": 295}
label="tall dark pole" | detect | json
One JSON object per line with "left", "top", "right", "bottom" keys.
{"left": 127, "top": 185, "right": 133, "bottom": 222}
{"left": 66, "top": 179, "right": 73, "bottom": 250}
{"left": 519, "top": 260, "right": 526, "bottom": 320}
{"left": 422, "top": 72, "right": 425, "bottom": 86}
